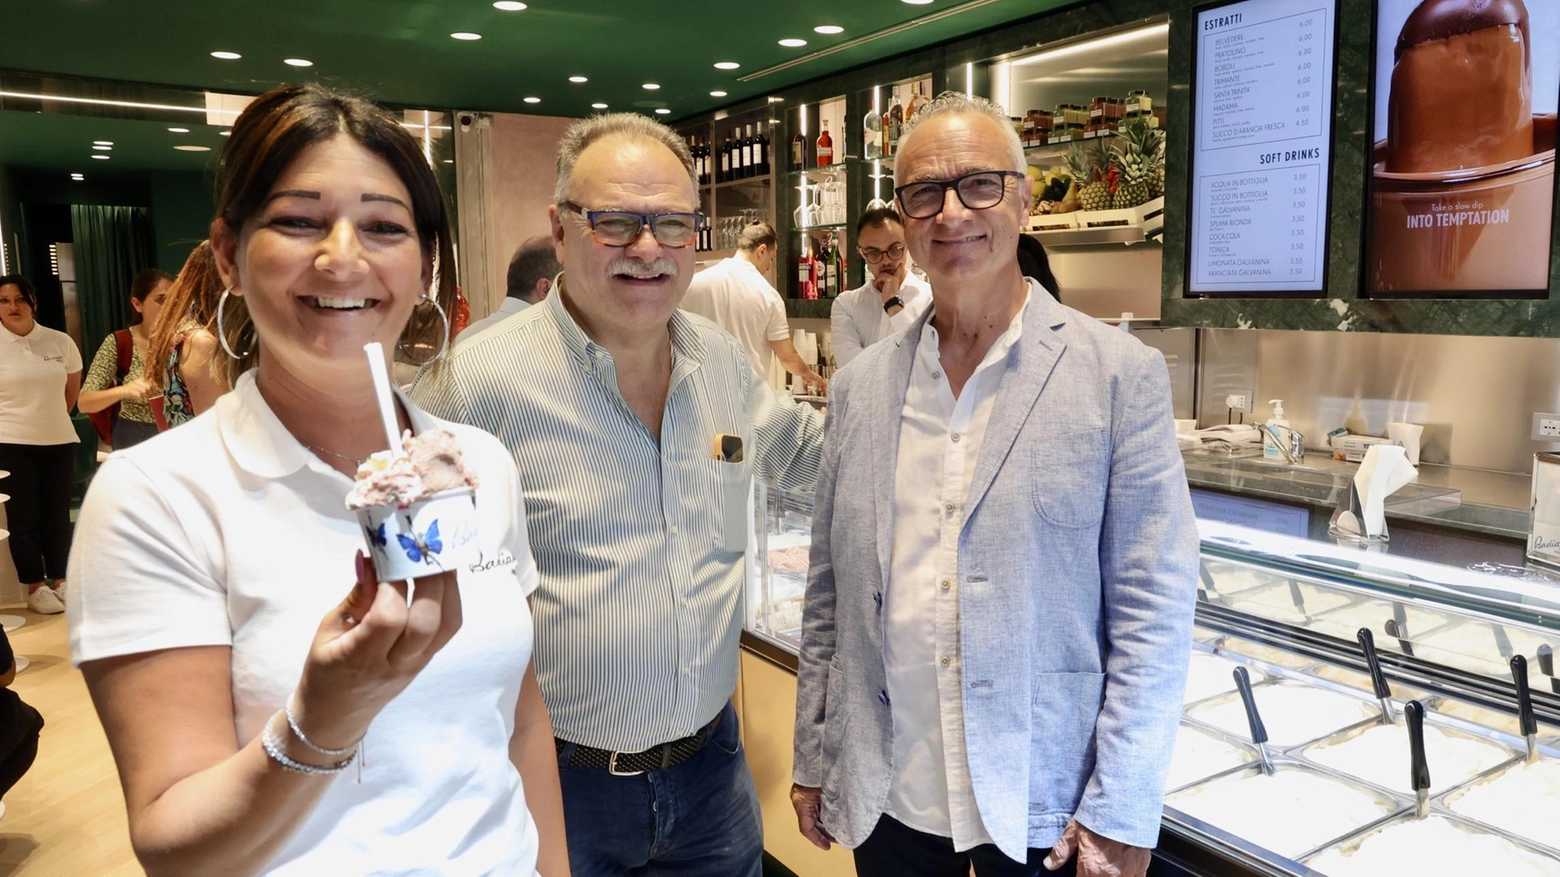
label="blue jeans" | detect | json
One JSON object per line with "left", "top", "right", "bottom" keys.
{"left": 556, "top": 702, "right": 763, "bottom": 877}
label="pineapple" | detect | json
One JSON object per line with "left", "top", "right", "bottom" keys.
{"left": 1068, "top": 142, "right": 1111, "bottom": 212}
{"left": 1111, "top": 118, "right": 1165, "bottom": 206}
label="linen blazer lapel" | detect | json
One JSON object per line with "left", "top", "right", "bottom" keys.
{"left": 870, "top": 312, "right": 925, "bottom": 589}
{"left": 963, "top": 293, "right": 1068, "bottom": 521}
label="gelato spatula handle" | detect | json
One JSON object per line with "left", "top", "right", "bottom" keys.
{"left": 1512, "top": 655, "right": 1538, "bottom": 738}
{"left": 1358, "top": 628, "right": 1393, "bottom": 700}
{"left": 1405, "top": 700, "right": 1430, "bottom": 817}
{"left": 1539, "top": 644, "right": 1559, "bottom": 696}
{"left": 1233, "top": 667, "right": 1266, "bottom": 745}
{"left": 1386, "top": 615, "right": 1414, "bottom": 658}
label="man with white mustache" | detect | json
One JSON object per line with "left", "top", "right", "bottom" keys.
{"left": 412, "top": 113, "right": 823, "bottom": 877}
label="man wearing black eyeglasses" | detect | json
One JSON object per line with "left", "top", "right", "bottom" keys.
{"left": 413, "top": 113, "right": 824, "bottom": 877}
{"left": 792, "top": 93, "right": 1197, "bottom": 877}
{"left": 829, "top": 205, "right": 932, "bottom": 369}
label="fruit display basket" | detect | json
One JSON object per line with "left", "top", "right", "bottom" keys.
{"left": 1026, "top": 196, "right": 1165, "bottom": 245}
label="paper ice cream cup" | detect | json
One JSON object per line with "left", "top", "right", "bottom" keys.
{"left": 355, "top": 488, "right": 479, "bottom": 581}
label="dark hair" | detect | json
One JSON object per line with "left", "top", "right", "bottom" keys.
{"left": 506, "top": 237, "right": 561, "bottom": 302}
{"left": 128, "top": 268, "right": 175, "bottom": 326}
{"left": 855, "top": 206, "right": 903, "bottom": 237}
{"left": 736, "top": 221, "right": 777, "bottom": 253}
{"left": 0, "top": 274, "right": 39, "bottom": 311}
{"left": 212, "top": 83, "right": 457, "bottom": 382}
{"left": 1017, "top": 235, "right": 1061, "bottom": 301}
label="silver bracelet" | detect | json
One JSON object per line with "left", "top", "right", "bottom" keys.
{"left": 285, "top": 698, "right": 358, "bottom": 758}
{"left": 262, "top": 711, "right": 357, "bottom": 775}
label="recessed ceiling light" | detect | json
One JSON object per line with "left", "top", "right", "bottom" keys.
{"left": 92, "top": 144, "right": 112, "bottom": 151}
{"left": 655, "top": 108, "right": 671, "bottom": 115}
{"left": 92, "top": 140, "right": 113, "bottom": 146}
{"left": 70, "top": 174, "right": 84, "bottom": 181}
{"left": 443, "top": 159, "right": 454, "bottom": 164}
{"left": 523, "top": 96, "right": 541, "bottom": 104}
{"left": 284, "top": 58, "right": 313, "bottom": 67}
{"left": 451, "top": 32, "right": 482, "bottom": 40}
{"left": 220, "top": 130, "right": 231, "bottom": 136}
{"left": 210, "top": 51, "right": 242, "bottom": 60}
{"left": 91, "top": 155, "right": 110, "bottom": 160}
{"left": 642, "top": 83, "right": 660, "bottom": 90}
{"left": 591, "top": 102, "right": 609, "bottom": 109}
{"left": 493, "top": 0, "right": 527, "bottom": 9}
{"left": 569, "top": 76, "right": 588, "bottom": 83}
{"left": 778, "top": 38, "right": 808, "bottom": 47}
{"left": 168, "top": 127, "right": 190, "bottom": 133}
{"left": 714, "top": 62, "right": 740, "bottom": 70}
{"left": 174, "top": 145, "right": 212, "bottom": 152}
{"left": 814, "top": 25, "right": 844, "bottom": 34}
{"left": 902, "top": 0, "right": 934, "bottom": 4}
{"left": 710, "top": 90, "right": 728, "bottom": 97}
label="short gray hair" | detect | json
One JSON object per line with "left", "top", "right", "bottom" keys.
{"left": 894, "top": 91, "right": 1025, "bottom": 186}
{"left": 554, "top": 112, "right": 697, "bottom": 205}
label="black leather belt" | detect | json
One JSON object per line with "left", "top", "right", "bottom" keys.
{"left": 556, "top": 712, "right": 724, "bottom": 776}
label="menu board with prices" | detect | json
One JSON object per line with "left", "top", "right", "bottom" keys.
{"left": 1188, "top": 0, "right": 1338, "bottom": 295}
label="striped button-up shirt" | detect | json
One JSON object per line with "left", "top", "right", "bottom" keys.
{"left": 411, "top": 285, "right": 824, "bottom": 751}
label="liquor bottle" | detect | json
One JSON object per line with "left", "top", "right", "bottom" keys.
{"left": 797, "top": 246, "right": 813, "bottom": 299}
{"left": 816, "top": 120, "right": 833, "bottom": 167}
{"left": 805, "top": 247, "right": 819, "bottom": 299}
{"left": 887, "top": 87, "right": 904, "bottom": 157}
{"left": 741, "top": 124, "right": 754, "bottom": 179}
{"left": 823, "top": 234, "right": 838, "bottom": 297}
{"left": 754, "top": 124, "right": 769, "bottom": 176}
{"left": 864, "top": 98, "right": 882, "bottom": 160}
{"left": 791, "top": 128, "right": 807, "bottom": 169}
{"left": 905, "top": 81, "right": 921, "bottom": 125}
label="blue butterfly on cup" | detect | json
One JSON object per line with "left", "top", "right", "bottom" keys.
{"left": 396, "top": 516, "right": 444, "bottom": 565}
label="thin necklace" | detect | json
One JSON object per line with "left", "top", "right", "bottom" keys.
{"left": 303, "top": 441, "right": 363, "bottom": 468}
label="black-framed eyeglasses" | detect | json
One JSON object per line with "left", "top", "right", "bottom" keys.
{"left": 561, "top": 201, "right": 704, "bottom": 248}
{"left": 894, "top": 170, "right": 1023, "bottom": 220}
{"left": 857, "top": 242, "right": 906, "bottom": 264}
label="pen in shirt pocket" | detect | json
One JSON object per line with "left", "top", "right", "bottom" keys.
{"left": 714, "top": 433, "right": 743, "bottom": 463}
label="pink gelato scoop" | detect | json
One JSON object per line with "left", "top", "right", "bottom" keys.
{"left": 346, "top": 428, "right": 478, "bottom": 509}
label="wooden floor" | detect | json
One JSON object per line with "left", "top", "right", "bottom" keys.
{"left": 0, "top": 604, "right": 138, "bottom": 876}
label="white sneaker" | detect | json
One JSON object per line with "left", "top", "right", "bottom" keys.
{"left": 27, "top": 588, "right": 64, "bottom": 615}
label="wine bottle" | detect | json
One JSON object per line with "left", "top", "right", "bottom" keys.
{"left": 791, "top": 130, "right": 807, "bottom": 169}
{"left": 823, "top": 235, "right": 838, "bottom": 297}
{"left": 719, "top": 133, "right": 731, "bottom": 183}
{"left": 797, "top": 247, "right": 813, "bottom": 299}
{"left": 864, "top": 99, "right": 882, "bottom": 161}
{"left": 742, "top": 124, "right": 754, "bottom": 179}
{"left": 887, "top": 87, "right": 904, "bottom": 157}
{"left": 816, "top": 120, "right": 833, "bottom": 168}
{"left": 755, "top": 124, "right": 769, "bottom": 176}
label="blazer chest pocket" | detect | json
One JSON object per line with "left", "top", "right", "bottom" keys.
{"left": 1029, "top": 428, "right": 1109, "bottom": 528}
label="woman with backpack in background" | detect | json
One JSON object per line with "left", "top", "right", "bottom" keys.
{"left": 77, "top": 268, "right": 173, "bottom": 450}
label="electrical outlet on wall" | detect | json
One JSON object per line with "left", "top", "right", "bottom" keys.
{"left": 1533, "top": 412, "right": 1560, "bottom": 441}
{"left": 1224, "top": 394, "right": 1250, "bottom": 411}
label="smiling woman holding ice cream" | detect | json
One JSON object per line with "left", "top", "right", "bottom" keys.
{"left": 64, "top": 84, "right": 568, "bottom": 877}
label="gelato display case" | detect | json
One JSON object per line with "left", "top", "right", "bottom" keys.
{"left": 740, "top": 483, "right": 1560, "bottom": 877}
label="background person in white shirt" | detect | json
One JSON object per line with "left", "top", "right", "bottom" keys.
{"left": 680, "top": 222, "right": 825, "bottom": 393}
{"left": 458, "top": 236, "right": 561, "bottom": 343}
{"left": 0, "top": 275, "right": 81, "bottom": 616}
{"left": 66, "top": 83, "right": 567, "bottom": 877}
{"left": 829, "top": 207, "right": 931, "bottom": 369}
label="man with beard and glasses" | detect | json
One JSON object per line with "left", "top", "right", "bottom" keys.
{"left": 412, "top": 113, "right": 824, "bottom": 877}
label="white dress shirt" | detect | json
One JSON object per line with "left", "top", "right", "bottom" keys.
{"left": 456, "top": 296, "right": 531, "bottom": 345}
{"left": 829, "top": 272, "right": 931, "bottom": 369}
{"left": 412, "top": 287, "right": 823, "bottom": 751}
{"left": 679, "top": 257, "right": 790, "bottom": 379}
{"left": 883, "top": 290, "right": 1031, "bottom": 850}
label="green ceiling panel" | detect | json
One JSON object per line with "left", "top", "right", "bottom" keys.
{"left": 0, "top": 111, "right": 225, "bottom": 176}
{"left": 3, "top": 0, "right": 1074, "bottom": 117}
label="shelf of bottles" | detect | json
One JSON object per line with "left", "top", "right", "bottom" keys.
{"left": 681, "top": 103, "right": 778, "bottom": 255}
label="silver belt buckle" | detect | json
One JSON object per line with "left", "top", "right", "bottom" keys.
{"left": 608, "top": 751, "right": 645, "bottom": 776}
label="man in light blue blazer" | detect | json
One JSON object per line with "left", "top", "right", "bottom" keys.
{"left": 791, "top": 93, "right": 1199, "bottom": 877}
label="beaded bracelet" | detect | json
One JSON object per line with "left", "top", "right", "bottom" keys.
{"left": 285, "top": 699, "right": 358, "bottom": 759}
{"left": 261, "top": 711, "right": 357, "bottom": 775}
